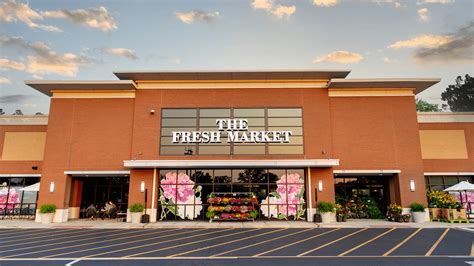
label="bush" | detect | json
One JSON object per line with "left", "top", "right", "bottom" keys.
{"left": 39, "top": 204, "right": 56, "bottom": 214}
{"left": 366, "top": 201, "right": 384, "bottom": 219}
{"left": 129, "top": 203, "right": 145, "bottom": 213}
{"left": 410, "top": 202, "right": 425, "bottom": 212}
{"left": 317, "top": 201, "right": 335, "bottom": 213}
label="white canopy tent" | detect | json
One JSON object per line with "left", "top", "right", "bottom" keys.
{"left": 20, "top": 182, "right": 40, "bottom": 192}
{"left": 444, "top": 181, "right": 474, "bottom": 217}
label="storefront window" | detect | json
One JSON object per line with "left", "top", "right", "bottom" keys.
{"left": 425, "top": 175, "right": 474, "bottom": 191}
{"left": 0, "top": 176, "right": 40, "bottom": 219}
{"left": 160, "top": 108, "right": 304, "bottom": 156}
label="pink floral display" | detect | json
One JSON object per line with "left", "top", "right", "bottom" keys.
{"left": 261, "top": 173, "right": 306, "bottom": 219}
{"left": 159, "top": 172, "right": 202, "bottom": 220}
{"left": 0, "top": 188, "right": 20, "bottom": 210}
{"left": 455, "top": 192, "right": 474, "bottom": 210}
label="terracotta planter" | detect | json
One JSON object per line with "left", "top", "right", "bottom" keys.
{"left": 41, "top": 213, "right": 54, "bottom": 224}
{"left": 412, "top": 211, "right": 426, "bottom": 223}
{"left": 320, "top": 212, "right": 333, "bottom": 223}
{"left": 130, "top": 212, "right": 142, "bottom": 223}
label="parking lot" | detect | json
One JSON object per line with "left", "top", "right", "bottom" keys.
{"left": 0, "top": 227, "right": 472, "bottom": 265}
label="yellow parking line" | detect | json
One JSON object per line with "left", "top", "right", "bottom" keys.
{"left": 51, "top": 228, "right": 219, "bottom": 258}
{"left": 0, "top": 228, "right": 156, "bottom": 253}
{"left": 0, "top": 229, "right": 38, "bottom": 237}
{"left": 338, "top": 228, "right": 396, "bottom": 256}
{"left": 471, "top": 241, "right": 474, "bottom": 256}
{"left": 425, "top": 228, "right": 449, "bottom": 256}
{"left": 383, "top": 228, "right": 422, "bottom": 256}
{"left": 211, "top": 228, "right": 314, "bottom": 257}
{"left": 1, "top": 229, "right": 83, "bottom": 243}
{"left": 168, "top": 228, "right": 288, "bottom": 257}
{"left": 253, "top": 228, "right": 341, "bottom": 257}
{"left": 125, "top": 228, "right": 261, "bottom": 258}
{"left": 297, "top": 228, "right": 368, "bottom": 257}
{"left": 0, "top": 229, "right": 78, "bottom": 241}
{"left": 5, "top": 228, "right": 183, "bottom": 258}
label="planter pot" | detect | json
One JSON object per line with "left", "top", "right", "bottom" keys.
{"left": 442, "top": 208, "right": 467, "bottom": 221}
{"left": 429, "top": 208, "right": 442, "bottom": 220}
{"left": 412, "top": 211, "right": 426, "bottom": 223}
{"left": 320, "top": 212, "right": 333, "bottom": 223}
{"left": 41, "top": 213, "right": 54, "bottom": 224}
{"left": 130, "top": 212, "right": 142, "bottom": 224}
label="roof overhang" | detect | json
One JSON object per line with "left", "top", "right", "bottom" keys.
{"left": 124, "top": 159, "right": 339, "bottom": 169}
{"left": 64, "top": 170, "right": 131, "bottom": 177}
{"left": 418, "top": 112, "right": 474, "bottom": 123}
{"left": 333, "top": 169, "right": 401, "bottom": 176}
{"left": 328, "top": 78, "right": 441, "bottom": 94}
{"left": 114, "top": 70, "right": 351, "bottom": 81}
{"left": 25, "top": 80, "right": 137, "bottom": 96}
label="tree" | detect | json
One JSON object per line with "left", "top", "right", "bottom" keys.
{"left": 441, "top": 74, "right": 474, "bottom": 112}
{"left": 416, "top": 98, "right": 440, "bottom": 112}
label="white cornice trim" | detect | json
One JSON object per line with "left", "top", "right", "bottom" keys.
{"left": 0, "top": 174, "right": 41, "bottom": 177}
{"left": 124, "top": 159, "right": 339, "bottom": 168}
{"left": 333, "top": 169, "right": 401, "bottom": 175}
{"left": 424, "top": 172, "right": 474, "bottom": 176}
{"left": 64, "top": 170, "right": 130, "bottom": 176}
{"left": 417, "top": 113, "right": 474, "bottom": 123}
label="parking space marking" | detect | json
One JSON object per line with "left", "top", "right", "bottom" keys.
{"left": 211, "top": 228, "right": 314, "bottom": 257}
{"left": 383, "top": 228, "right": 422, "bottom": 256}
{"left": 297, "top": 228, "right": 368, "bottom": 257}
{"left": 76, "top": 228, "right": 233, "bottom": 258}
{"left": 0, "top": 228, "right": 161, "bottom": 254}
{"left": 253, "top": 228, "right": 341, "bottom": 257}
{"left": 338, "top": 228, "right": 396, "bottom": 256}
{"left": 0, "top": 229, "right": 38, "bottom": 237}
{"left": 125, "top": 228, "right": 261, "bottom": 258}
{"left": 425, "top": 228, "right": 449, "bottom": 256}
{"left": 42, "top": 228, "right": 211, "bottom": 258}
{"left": 471, "top": 241, "right": 474, "bottom": 256}
{"left": 5, "top": 228, "right": 184, "bottom": 258}
{"left": 168, "top": 228, "right": 288, "bottom": 257}
{"left": 0, "top": 229, "right": 130, "bottom": 250}
{"left": 0, "top": 229, "right": 79, "bottom": 242}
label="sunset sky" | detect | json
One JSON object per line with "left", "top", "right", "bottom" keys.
{"left": 0, "top": 0, "right": 473, "bottom": 114}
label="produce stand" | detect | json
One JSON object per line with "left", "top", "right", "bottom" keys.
{"left": 206, "top": 192, "right": 259, "bottom": 222}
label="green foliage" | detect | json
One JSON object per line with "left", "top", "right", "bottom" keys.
{"left": 206, "top": 211, "right": 216, "bottom": 219}
{"left": 366, "top": 200, "right": 384, "bottom": 219}
{"left": 317, "top": 201, "right": 335, "bottom": 213}
{"left": 250, "top": 209, "right": 258, "bottom": 219}
{"left": 410, "top": 202, "right": 425, "bottom": 212}
{"left": 129, "top": 203, "right": 145, "bottom": 213}
{"left": 441, "top": 74, "right": 474, "bottom": 111}
{"left": 416, "top": 98, "right": 440, "bottom": 112}
{"left": 427, "top": 191, "right": 462, "bottom": 209}
{"left": 39, "top": 204, "right": 56, "bottom": 214}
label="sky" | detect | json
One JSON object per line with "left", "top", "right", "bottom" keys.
{"left": 0, "top": 0, "right": 473, "bottom": 114}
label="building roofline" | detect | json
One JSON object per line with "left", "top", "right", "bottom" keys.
{"left": 417, "top": 112, "right": 474, "bottom": 123}
{"left": 113, "top": 69, "right": 352, "bottom": 81}
{"left": 25, "top": 80, "right": 137, "bottom": 96}
{"left": 328, "top": 78, "right": 441, "bottom": 94}
{"left": 0, "top": 115, "right": 48, "bottom": 125}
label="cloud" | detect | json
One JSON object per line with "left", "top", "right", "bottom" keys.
{"left": 418, "top": 8, "right": 429, "bottom": 22}
{"left": 0, "top": 0, "right": 61, "bottom": 32}
{"left": 102, "top": 48, "right": 138, "bottom": 60}
{"left": 0, "top": 58, "right": 26, "bottom": 71}
{"left": 175, "top": 10, "right": 220, "bottom": 24}
{"left": 413, "top": 21, "right": 474, "bottom": 64}
{"left": 313, "top": 51, "right": 364, "bottom": 63}
{"left": 0, "top": 76, "right": 11, "bottom": 84}
{"left": 313, "top": 0, "right": 340, "bottom": 7}
{"left": 42, "top": 6, "right": 117, "bottom": 32}
{"left": 0, "top": 36, "right": 92, "bottom": 77}
{"left": 417, "top": 0, "right": 455, "bottom": 4}
{"left": 388, "top": 34, "right": 453, "bottom": 49}
{"left": 251, "top": 0, "right": 296, "bottom": 19}
{"left": 0, "top": 94, "right": 30, "bottom": 103}
{"left": 382, "top": 57, "right": 398, "bottom": 64}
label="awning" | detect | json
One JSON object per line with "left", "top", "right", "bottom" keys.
{"left": 20, "top": 182, "right": 40, "bottom": 192}
{"left": 124, "top": 159, "right": 339, "bottom": 169}
{"left": 444, "top": 181, "right": 474, "bottom": 192}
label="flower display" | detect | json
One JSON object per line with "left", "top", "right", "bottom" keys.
{"left": 0, "top": 188, "right": 20, "bottom": 210}
{"left": 261, "top": 173, "right": 306, "bottom": 220}
{"left": 159, "top": 172, "right": 202, "bottom": 220}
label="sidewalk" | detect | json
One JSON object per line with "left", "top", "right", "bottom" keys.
{"left": 0, "top": 218, "right": 472, "bottom": 229}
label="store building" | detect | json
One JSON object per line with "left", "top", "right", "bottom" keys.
{"left": 0, "top": 70, "right": 472, "bottom": 223}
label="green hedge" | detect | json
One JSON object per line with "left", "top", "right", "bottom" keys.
{"left": 410, "top": 202, "right": 425, "bottom": 212}
{"left": 39, "top": 204, "right": 56, "bottom": 214}
{"left": 317, "top": 201, "right": 335, "bottom": 213}
{"left": 129, "top": 203, "right": 145, "bottom": 213}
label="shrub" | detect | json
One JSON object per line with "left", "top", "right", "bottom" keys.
{"left": 410, "top": 202, "right": 425, "bottom": 212}
{"left": 317, "top": 201, "right": 335, "bottom": 213}
{"left": 39, "top": 204, "right": 56, "bottom": 214}
{"left": 366, "top": 201, "right": 384, "bottom": 219}
{"left": 129, "top": 203, "right": 145, "bottom": 213}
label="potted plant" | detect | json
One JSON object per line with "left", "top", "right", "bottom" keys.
{"left": 317, "top": 201, "right": 335, "bottom": 223}
{"left": 410, "top": 202, "right": 426, "bottom": 223}
{"left": 39, "top": 204, "right": 56, "bottom": 224}
{"left": 129, "top": 203, "right": 144, "bottom": 223}
{"left": 386, "top": 203, "right": 402, "bottom": 222}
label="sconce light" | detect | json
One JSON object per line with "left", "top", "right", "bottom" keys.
{"left": 49, "top": 182, "right": 55, "bottom": 193}
{"left": 318, "top": 180, "right": 323, "bottom": 192}
{"left": 150, "top": 109, "right": 155, "bottom": 115}
{"left": 410, "top": 179, "right": 415, "bottom": 192}
{"left": 140, "top": 181, "right": 145, "bottom": 193}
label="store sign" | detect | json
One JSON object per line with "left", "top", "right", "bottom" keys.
{"left": 172, "top": 119, "right": 292, "bottom": 144}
